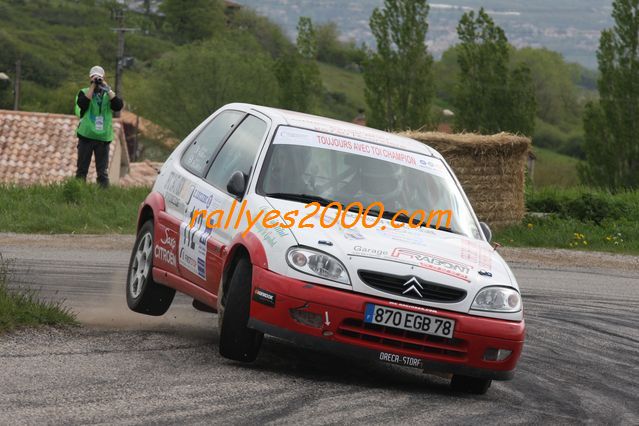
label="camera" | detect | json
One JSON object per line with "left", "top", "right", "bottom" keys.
{"left": 93, "top": 77, "right": 103, "bottom": 85}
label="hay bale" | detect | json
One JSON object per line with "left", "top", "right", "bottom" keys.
{"left": 400, "top": 131, "right": 531, "bottom": 229}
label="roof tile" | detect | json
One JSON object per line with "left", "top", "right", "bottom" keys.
{"left": 0, "top": 109, "right": 124, "bottom": 186}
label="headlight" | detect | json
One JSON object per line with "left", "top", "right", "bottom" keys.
{"left": 286, "top": 247, "right": 350, "bottom": 285}
{"left": 471, "top": 286, "right": 521, "bottom": 312}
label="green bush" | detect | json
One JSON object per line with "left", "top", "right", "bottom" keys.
{"left": 130, "top": 32, "right": 281, "bottom": 138}
{"left": 533, "top": 119, "right": 584, "bottom": 159}
{"left": 526, "top": 187, "right": 637, "bottom": 223}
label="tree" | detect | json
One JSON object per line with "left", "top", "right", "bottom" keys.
{"left": 454, "top": 8, "right": 535, "bottom": 135}
{"left": 230, "top": 8, "right": 291, "bottom": 58}
{"left": 363, "top": 0, "right": 433, "bottom": 130}
{"left": 296, "top": 17, "right": 317, "bottom": 60}
{"left": 160, "top": 0, "right": 225, "bottom": 44}
{"left": 579, "top": 0, "right": 639, "bottom": 190}
{"left": 129, "top": 33, "right": 280, "bottom": 138}
{"left": 512, "top": 48, "right": 582, "bottom": 128}
{"left": 274, "top": 17, "right": 322, "bottom": 112}
{"left": 316, "top": 22, "right": 366, "bottom": 68}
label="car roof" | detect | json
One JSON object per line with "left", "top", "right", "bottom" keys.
{"left": 225, "top": 103, "right": 441, "bottom": 159}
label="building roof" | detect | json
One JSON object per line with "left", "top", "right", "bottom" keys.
{"left": 0, "top": 109, "right": 126, "bottom": 186}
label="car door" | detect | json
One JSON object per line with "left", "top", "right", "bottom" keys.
{"left": 169, "top": 110, "right": 245, "bottom": 290}
{"left": 201, "top": 114, "right": 269, "bottom": 294}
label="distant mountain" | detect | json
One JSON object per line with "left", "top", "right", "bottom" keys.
{"left": 236, "top": 0, "right": 613, "bottom": 69}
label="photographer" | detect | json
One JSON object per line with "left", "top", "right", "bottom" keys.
{"left": 74, "top": 65, "right": 123, "bottom": 188}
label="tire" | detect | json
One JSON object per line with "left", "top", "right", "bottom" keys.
{"left": 126, "top": 220, "right": 176, "bottom": 316}
{"left": 450, "top": 374, "right": 492, "bottom": 395}
{"left": 218, "top": 257, "right": 263, "bottom": 362}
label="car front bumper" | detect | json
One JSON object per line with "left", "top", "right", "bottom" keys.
{"left": 248, "top": 266, "right": 525, "bottom": 380}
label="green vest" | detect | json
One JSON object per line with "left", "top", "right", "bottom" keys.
{"left": 75, "top": 87, "right": 114, "bottom": 142}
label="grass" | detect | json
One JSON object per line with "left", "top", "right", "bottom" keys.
{"left": 317, "top": 62, "right": 367, "bottom": 121}
{"left": 495, "top": 187, "right": 639, "bottom": 254}
{"left": 318, "top": 62, "right": 366, "bottom": 109}
{"left": 495, "top": 216, "right": 638, "bottom": 255}
{"left": 0, "top": 179, "right": 149, "bottom": 234}
{"left": 531, "top": 146, "right": 581, "bottom": 188}
{"left": 0, "top": 255, "right": 77, "bottom": 333}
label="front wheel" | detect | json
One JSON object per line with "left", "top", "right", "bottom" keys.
{"left": 126, "top": 220, "right": 176, "bottom": 316}
{"left": 218, "top": 257, "right": 263, "bottom": 362}
{"left": 450, "top": 374, "right": 492, "bottom": 395}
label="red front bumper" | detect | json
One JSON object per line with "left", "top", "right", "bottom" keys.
{"left": 248, "top": 266, "right": 525, "bottom": 380}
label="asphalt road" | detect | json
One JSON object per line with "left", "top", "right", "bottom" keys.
{"left": 1, "top": 235, "right": 638, "bottom": 425}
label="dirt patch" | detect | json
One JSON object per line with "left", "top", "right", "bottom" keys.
{"left": 0, "top": 233, "right": 134, "bottom": 251}
{"left": 499, "top": 246, "right": 639, "bottom": 274}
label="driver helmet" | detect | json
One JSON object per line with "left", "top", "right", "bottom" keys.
{"left": 360, "top": 159, "right": 402, "bottom": 197}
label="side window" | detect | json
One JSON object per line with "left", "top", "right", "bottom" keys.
{"left": 205, "top": 115, "right": 267, "bottom": 190}
{"left": 181, "top": 110, "right": 245, "bottom": 176}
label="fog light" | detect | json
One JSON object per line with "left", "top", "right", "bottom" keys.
{"left": 291, "top": 252, "right": 307, "bottom": 267}
{"left": 289, "top": 308, "right": 323, "bottom": 328}
{"left": 483, "top": 348, "right": 512, "bottom": 361}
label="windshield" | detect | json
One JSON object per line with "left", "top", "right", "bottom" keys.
{"left": 258, "top": 126, "right": 482, "bottom": 239}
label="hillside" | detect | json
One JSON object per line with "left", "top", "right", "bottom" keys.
{"left": 0, "top": 0, "right": 591, "bottom": 187}
{"left": 531, "top": 146, "right": 580, "bottom": 188}
{"left": 0, "top": 1, "right": 176, "bottom": 113}
{"left": 0, "top": 0, "right": 363, "bottom": 131}
{"left": 238, "top": 0, "right": 611, "bottom": 69}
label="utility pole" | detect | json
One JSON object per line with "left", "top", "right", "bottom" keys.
{"left": 13, "top": 59, "right": 21, "bottom": 111}
{"left": 112, "top": 8, "right": 137, "bottom": 118}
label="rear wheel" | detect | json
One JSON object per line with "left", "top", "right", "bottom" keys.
{"left": 126, "top": 220, "right": 176, "bottom": 315}
{"left": 218, "top": 257, "right": 263, "bottom": 362}
{"left": 450, "top": 374, "right": 492, "bottom": 395}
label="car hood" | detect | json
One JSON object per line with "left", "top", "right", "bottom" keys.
{"left": 264, "top": 198, "right": 516, "bottom": 311}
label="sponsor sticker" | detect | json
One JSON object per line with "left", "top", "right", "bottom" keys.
{"left": 343, "top": 229, "right": 365, "bottom": 241}
{"left": 274, "top": 127, "right": 448, "bottom": 178}
{"left": 349, "top": 245, "right": 472, "bottom": 283}
{"left": 164, "top": 172, "right": 188, "bottom": 210}
{"left": 251, "top": 205, "right": 289, "bottom": 247}
{"left": 391, "top": 247, "right": 472, "bottom": 283}
{"left": 178, "top": 186, "right": 217, "bottom": 280}
{"left": 378, "top": 351, "right": 423, "bottom": 368}
{"left": 460, "top": 239, "right": 492, "bottom": 270}
{"left": 253, "top": 288, "right": 276, "bottom": 307}
{"left": 154, "top": 228, "right": 178, "bottom": 267}
{"left": 351, "top": 245, "right": 389, "bottom": 257}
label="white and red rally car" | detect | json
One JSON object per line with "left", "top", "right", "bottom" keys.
{"left": 127, "top": 103, "right": 525, "bottom": 394}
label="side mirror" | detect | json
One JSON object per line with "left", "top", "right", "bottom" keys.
{"left": 226, "top": 170, "right": 246, "bottom": 198}
{"left": 480, "top": 222, "right": 492, "bottom": 243}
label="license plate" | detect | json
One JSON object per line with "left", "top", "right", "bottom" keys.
{"left": 364, "top": 304, "right": 455, "bottom": 339}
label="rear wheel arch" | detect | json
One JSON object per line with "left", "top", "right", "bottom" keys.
{"left": 137, "top": 192, "right": 166, "bottom": 232}
{"left": 138, "top": 205, "right": 154, "bottom": 232}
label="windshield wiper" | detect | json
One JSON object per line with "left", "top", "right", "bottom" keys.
{"left": 264, "top": 192, "right": 338, "bottom": 207}
{"left": 428, "top": 224, "right": 456, "bottom": 234}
